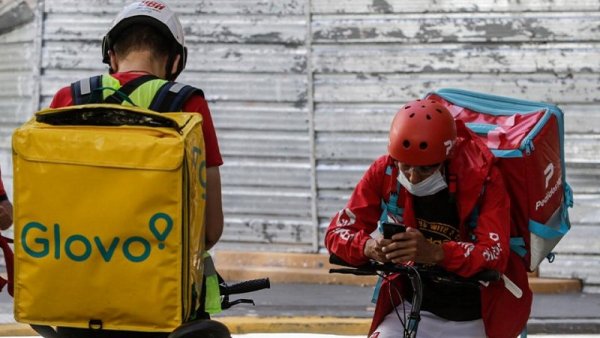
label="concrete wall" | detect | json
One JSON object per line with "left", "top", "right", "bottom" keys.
{"left": 0, "top": 0, "right": 599, "bottom": 291}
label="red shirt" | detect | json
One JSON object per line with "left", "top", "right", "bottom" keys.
{"left": 50, "top": 72, "right": 223, "bottom": 168}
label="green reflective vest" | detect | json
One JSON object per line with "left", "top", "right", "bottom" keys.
{"left": 99, "top": 74, "right": 169, "bottom": 107}
{"left": 202, "top": 251, "right": 222, "bottom": 314}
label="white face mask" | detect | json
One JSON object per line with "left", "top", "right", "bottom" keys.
{"left": 397, "top": 168, "right": 448, "bottom": 197}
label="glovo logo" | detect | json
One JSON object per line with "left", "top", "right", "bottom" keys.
{"left": 193, "top": 146, "right": 207, "bottom": 200}
{"left": 21, "top": 212, "right": 173, "bottom": 263}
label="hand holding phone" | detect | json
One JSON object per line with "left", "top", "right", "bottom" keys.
{"left": 381, "top": 221, "right": 406, "bottom": 239}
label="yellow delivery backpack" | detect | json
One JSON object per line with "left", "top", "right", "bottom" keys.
{"left": 12, "top": 104, "right": 206, "bottom": 332}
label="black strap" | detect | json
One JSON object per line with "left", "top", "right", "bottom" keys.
{"left": 169, "top": 85, "right": 204, "bottom": 112}
{"left": 149, "top": 82, "right": 204, "bottom": 112}
{"left": 148, "top": 82, "right": 176, "bottom": 111}
{"left": 70, "top": 75, "right": 102, "bottom": 105}
{"left": 103, "top": 74, "right": 158, "bottom": 105}
{"left": 30, "top": 324, "right": 60, "bottom": 338}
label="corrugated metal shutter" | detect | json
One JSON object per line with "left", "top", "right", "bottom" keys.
{"left": 0, "top": 0, "right": 599, "bottom": 290}
{"left": 311, "top": 0, "right": 600, "bottom": 292}
{"left": 0, "top": 0, "right": 38, "bottom": 212}
{"left": 39, "top": 0, "right": 316, "bottom": 252}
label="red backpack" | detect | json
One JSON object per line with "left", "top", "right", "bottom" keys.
{"left": 427, "top": 88, "right": 573, "bottom": 272}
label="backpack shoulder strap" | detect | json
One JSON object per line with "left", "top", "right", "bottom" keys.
{"left": 466, "top": 185, "right": 486, "bottom": 240}
{"left": 149, "top": 81, "right": 205, "bottom": 112}
{"left": 380, "top": 159, "right": 404, "bottom": 223}
{"left": 70, "top": 75, "right": 103, "bottom": 105}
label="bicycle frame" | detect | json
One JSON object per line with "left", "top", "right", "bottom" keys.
{"left": 329, "top": 254, "right": 499, "bottom": 338}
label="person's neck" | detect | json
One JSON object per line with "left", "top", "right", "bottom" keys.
{"left": 114, "top": 51, "right": 166, "bottom": 79}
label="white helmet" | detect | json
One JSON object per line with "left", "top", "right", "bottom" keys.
{"left": 102, "top": 0, "right": 187, "bottom": 79}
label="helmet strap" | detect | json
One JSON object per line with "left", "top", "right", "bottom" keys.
{"left": 102, "top": 35, "right": 116, "bottom": 74}
{"left": 107, "top": 50, "right": 116, "bottom": 74}
{"left": 165, "top": 52, "right": 181, "bottom": 81}
{"left": 108, "top": 66, "right": 116, "bottom": 74}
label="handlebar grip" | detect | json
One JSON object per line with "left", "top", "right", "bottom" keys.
{"left": 329, "top": 268, "right": 377, "bottom": 276}
{"left": 471, "top": 269, "right": 501, "bottom": 282}
{"left": 330, "top": 254, "right": 500, "bottom": 283}
{"left": 329, "top": 254, "right": 357, "bottom": 267}
{"left": 220, "top": 278, "right": 270, "bottom": 296}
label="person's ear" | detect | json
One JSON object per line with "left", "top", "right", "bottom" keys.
{"left": 108, "top": 50, "right": 119, "bottom": 73}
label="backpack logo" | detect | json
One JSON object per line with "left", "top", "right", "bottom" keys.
{"left": 444, "top": 140, "right": 454, "bottom": 155}
{"left": 21, "top": 212, "right": 173, "bottom": 263}
{"left": 536, "top": 164, "right": 562, "bottom": 211}
{"left": 193, "top": 146, "right": 207, "bottom": 200}
{"left": 544, "top": 163, "right": 554, "bottom": 189}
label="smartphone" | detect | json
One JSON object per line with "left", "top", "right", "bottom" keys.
{"left": 381, "top": 222, "right": 406, "bottom": 239}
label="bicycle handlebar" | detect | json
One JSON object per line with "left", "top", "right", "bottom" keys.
{"left": 220, "top": 278, "right": 270, "bottom": 296}
{"left": 219, "top": 277, "right": 271, "bottom": 311}
{"left": 329, "top": 254, "right": 500, "bottom": 284}
{"left": 171, "top": 276, "right": 271, "bottom": 338}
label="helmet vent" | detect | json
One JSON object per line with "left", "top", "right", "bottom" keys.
{"left": 409, "top": 113, "right": 415, "bottom": 118}
{"left": 436, "top": 109, "right": 443, "bottom": 113}
{"left": 403, "top": 140, "right": 411, "bottom": 148}
{"left": 419, "top": 142, "right": 428, "bottom": 150}
{"left": 426, "top": 114, "right": 431, "bottom": 120}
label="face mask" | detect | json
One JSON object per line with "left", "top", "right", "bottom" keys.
{"left": 397, "top": 168, "right": 448, "bottom": 197}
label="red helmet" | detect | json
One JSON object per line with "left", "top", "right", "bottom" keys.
{"left": 388, "top": 99, "right": 457, "bottom": 166}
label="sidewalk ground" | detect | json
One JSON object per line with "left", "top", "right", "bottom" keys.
{"left": 2, "top": 282, "right": 599, "bottom": 336}
{"left": 1, "top": 249, "right": 596, "bottom": 336}
{"left": 0, "top": 333, "right": 599, "bottom": 337}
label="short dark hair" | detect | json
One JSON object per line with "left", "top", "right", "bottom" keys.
{"left": 112, "top": 23, "right": 174, "bottom": 61}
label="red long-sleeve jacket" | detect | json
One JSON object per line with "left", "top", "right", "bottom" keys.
{"left": 325, "top": 121, "right": 531, "bottom": 338}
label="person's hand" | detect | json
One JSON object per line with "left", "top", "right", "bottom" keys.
{"left": 0, "top": 203, "right": 12, "bottom": 231}
{"left": 381, "top": 227, "right": 444, "bottom": 265}
{"left": 363, "top": 237, "right": 393, "bottom": 263}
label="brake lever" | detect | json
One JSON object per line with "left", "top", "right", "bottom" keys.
{"left": 221, "top": 298, "right": 255, "bottom": 310}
